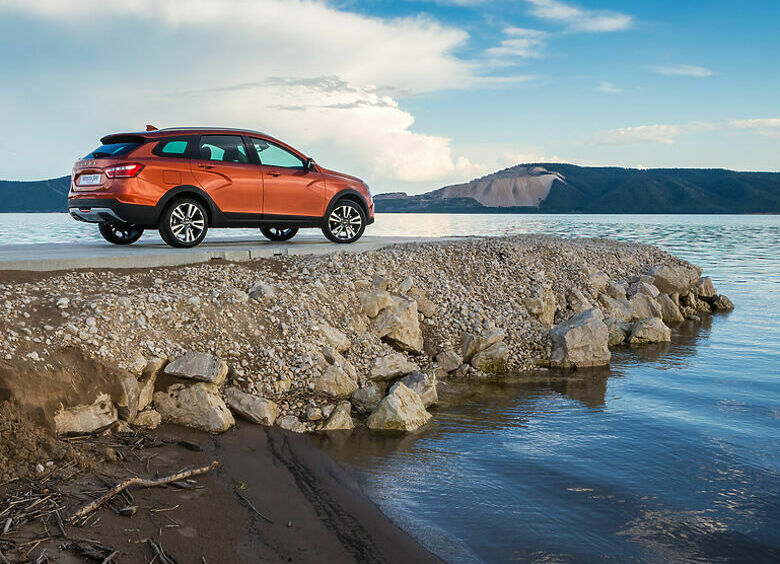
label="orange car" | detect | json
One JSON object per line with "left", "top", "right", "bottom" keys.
{"left": 68, "top": 127, "right": 374, "bottom": 247}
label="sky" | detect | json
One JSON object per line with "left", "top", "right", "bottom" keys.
{"left": 0, "top": 0, "right": 778, "bottom": 193}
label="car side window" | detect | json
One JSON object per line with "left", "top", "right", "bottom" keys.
{"left": 152, "top": 138, "right": 192, "bottom": 159}
{"left": 252, "top": 139, "right": 304, "bottom": 169}
{"left": 198, "top": 135, "right": 249, "bottom": 164}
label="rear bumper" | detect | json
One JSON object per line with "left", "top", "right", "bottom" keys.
{"left": 68, "top": 198, "right": 158, "bottom": 227}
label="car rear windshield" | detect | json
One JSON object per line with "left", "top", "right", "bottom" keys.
{"left": 84, "top": 142, "right": 142, "bottom": 159}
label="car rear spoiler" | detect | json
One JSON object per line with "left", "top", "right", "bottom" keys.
{"left": 99, "top": 133, "right": 150, "bottom": 145}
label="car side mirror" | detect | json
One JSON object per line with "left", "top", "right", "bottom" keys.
{"left": 305, "top": 158, "right": 316, "bottom": 171}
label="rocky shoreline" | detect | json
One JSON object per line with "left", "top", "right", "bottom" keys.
{"left": 0, "top": 235, "right": 735, "bottom": 562}
{"left": 0, "top": 235, "right": 733, "bottom": 447}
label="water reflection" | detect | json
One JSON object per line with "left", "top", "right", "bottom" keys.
{"left": 315, "top": 302, "right": 780, "bottom": 564}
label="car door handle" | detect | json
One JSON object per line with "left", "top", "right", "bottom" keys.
{"left": 198, "top": 164, "right": 214, "bottom": 170}
{"left": 267, "top": 170, "right": 281, "bottom": 177}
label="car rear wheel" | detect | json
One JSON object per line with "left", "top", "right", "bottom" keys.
{"left": 159, "top": 198, "right": 208, "bottom": 248}
{"left": 98, "top": 222, "right": 144, "bottom": 245}
{"left": 261, "top": 227, "right": 298, "bottom": 241}
{"left": 322, "top": 200, "right": 366, "bottom": 244}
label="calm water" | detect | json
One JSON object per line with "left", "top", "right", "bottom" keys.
{"left": 2, "top": 213, "right": 779, "bottom": 562}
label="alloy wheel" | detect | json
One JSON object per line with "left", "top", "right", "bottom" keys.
{"left": 169, "top": 202, "right": 206, "bottom": 244}
{"left": 327, "top": 204, "right": 363, "bottom": 241}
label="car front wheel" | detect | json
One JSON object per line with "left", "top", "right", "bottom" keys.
{"left": 261, "top": 227, "right": 298, "bottom": 241}
{"left": 322, "top": 200, "right": 366, "bottom": 243}
{"left": 159, "top": 198, "right": 209, "bottom": 248}
{"left": 98, "top": 222, "right": 144, "bottom": 245}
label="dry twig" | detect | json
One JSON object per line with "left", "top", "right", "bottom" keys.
{"left": 68, "top": 461, "right": 218, "bottom": 524}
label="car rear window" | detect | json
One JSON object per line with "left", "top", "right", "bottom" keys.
{"left": 152, "top": 137, "right": 194, "bottom": 159}
{"left": 83, "top": 142, "right": 141, "bottom": 159}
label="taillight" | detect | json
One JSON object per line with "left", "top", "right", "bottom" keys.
{"left": 104, "top": 163, "right": 144, "bottom": 178}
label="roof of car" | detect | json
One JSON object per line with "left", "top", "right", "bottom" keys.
{"left": 116, "top": 127, "right": 272, "bottom": 138}
{"left": 100, "top": 127, "right": 283, "bottom": 146}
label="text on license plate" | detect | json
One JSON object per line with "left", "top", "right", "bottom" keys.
{"left": 78, "top": 174, "right": 102, "bottom": 186}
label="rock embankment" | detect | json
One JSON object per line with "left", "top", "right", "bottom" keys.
{"left": 0, "top": 236, "right": 733, "bottom": 454}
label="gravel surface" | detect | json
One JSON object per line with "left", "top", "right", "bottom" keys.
{"left": 0, "top": 235, "right": 686, "bottom": 431}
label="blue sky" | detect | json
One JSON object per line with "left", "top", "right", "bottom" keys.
{"left": 0, "top": 0, "right": 778, "bottom": 192}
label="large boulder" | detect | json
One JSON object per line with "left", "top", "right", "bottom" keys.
{"left": 350, "top": 382, "right": 386, "bottom": 414}
{"left": 605, "top": 317, "right": 631, "bottom": 346}
{"left": 693, "top": 277, "right": 716, "bottom": 299}
{"left": 138, "top": 357, "right": 166, "bottom": 411}
{"left": 164, "top": 352, "right": 228, "bottom": 386}
{"left": 649, "top": 263, "right": 701, "bottom": 295}
{"left": 370, "top": 353, "right": 419, "bottom": 381}
{"left": 436, "top": 349, "right": 463, "bottom": 373}
{"left": 655, "top": 293, "right": 684, "bottom": 323}
{"left": 629, "top": 294, "right": 662, "bottom": 320}
{"left": 394, "top": 371, "right": 438, "bottom": 407}
{"left": 372, "top": 297, "right": 424, "bottom": 353}
{"left": 359, "top": 289, "right": 393, "bottom": 318}
{"left": 587, "top": 271, "right": 609, "bottom": 293}
{"left": 277, "top": 415, "right": 307, "bottom": 433}
{"left": 316, "top": 324, "right": 351, "bottom": 353}
{"left": 116, "top": 376, "right": 140, "bottom": 422}
{"left": 606, "top": 280, "right": 628, "bottom": 300}
{"left": 134, "top": 409, "right": 162, "bottom": 430}
{"left": 407, "top": 287, "right": 437, "bottom": 318}
{"left": 461, "top": 328, "right": 506, "bottom": 362}
{"left": 54, "top": 393, "right": 118, "bottom": 436}
{"left": 549, "top": 308, "right": 611, "bottom": 368}
{"left": 524, "top": 285, "right": 557, "bottom": 326}
{"left": 711, "top": 294, "right": 735, "bottom": 311}
{"left": 567, "top": 288, "right": 593, "bottom": 314}
{"left": 319, "top": 402, "right": 354, "bottom": 431}
{"left": 599, "top": 294, "right": 634, "bottom": 322}
{"left": 366, "top": 383, "right": 432, "bottom": 432}
{"left": 154, "top": 383, "right": 234, "bottom": 433}
{"left": 471, "top": 342, "right": 509, "bottom": 374}
{"left": 224, "top": 388, "right": 279, "bottom": 425}
{"left": 629, "top": 317, "right": 671, "bottom": 344}
{"left": 627, "top": 281, "right": 660, "bottom": 299}
{"left": 321, "top": 346, "right": 358, "bottom": 380}
{"left": 313, "top": 365, "right": 358, "bottom": 399}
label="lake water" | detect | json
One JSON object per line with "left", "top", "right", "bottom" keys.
{"left": 2, "top": 213, "right": 779, "bottom": 562}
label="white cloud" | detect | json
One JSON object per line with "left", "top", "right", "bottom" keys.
{"left": 651, "top": 64, "right": 714, "bottom": 77}
{"left": 524, "top": 0, "right": 633, "bottom": 32}
{"left": 486, "top": 27, "right": 548, "bottom": 59}
{"left": 592, "top": 125, "right": 683, "bottom": 145}
{"left": 591, "top": 121, "right": 721, "bottom": 145}
{"left": 0, "top": 0, "right": 498, "bottom": 185}
{"left": 597, "top": 81, "right": 624, "bottom": 94}
{"left": 729, "top": 118, "right": 780, "bottom": 138}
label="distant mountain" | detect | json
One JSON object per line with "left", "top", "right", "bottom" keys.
{"left": 375, "top": 164, "right": 780, "bottom": 214}
{"left": 3, "top": 165, "right": 779, "bottom": 214}
{"left": 0, "top": 176, "right": 70, "bottom": 212}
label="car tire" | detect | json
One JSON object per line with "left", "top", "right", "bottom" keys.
{"left": 158, "top": 198, "right": 209, "bottom": 248}
{"left": 322, "top": 200, "right": 366, "bottom": 244}
{"left": 98, "top": 222, "right": 144, "bottom": 245}
{"left": 261, "top": 227, "right": 299, "bottom": 241}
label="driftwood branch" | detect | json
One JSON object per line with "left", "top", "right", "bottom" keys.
{"left": 68, "top": 461, "right": 219, "bottom": 524}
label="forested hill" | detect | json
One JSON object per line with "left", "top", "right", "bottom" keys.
{"left": 2, "top": 165, "right": 780, "bottom": 214}
{"left": 375, "top": 164, "right": 780, "bottom": 214}
{"left": 0, "top": 176, "right": 70, "bottom": 212}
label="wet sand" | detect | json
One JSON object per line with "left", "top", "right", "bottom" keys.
{"left": 0, "top": 423, "right": 442, "bottom": 563}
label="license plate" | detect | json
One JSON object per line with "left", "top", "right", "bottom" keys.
{"left": 78, "top": 174, "right": 102, "bottom": 186}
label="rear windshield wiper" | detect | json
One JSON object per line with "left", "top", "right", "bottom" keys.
{"left": 90, "top": 151, "right": 112, "bottom": 158}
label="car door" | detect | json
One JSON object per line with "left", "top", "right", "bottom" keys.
{"left": 248, "top": 137, "right": 325, "bottom": 218}
{"left": 190, "top": 135, "right": 262, "bottom": 216}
